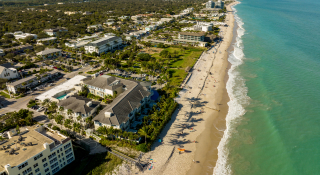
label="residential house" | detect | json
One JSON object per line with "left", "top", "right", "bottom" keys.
{"left": 83, "top": 11, "right": 92, "bottom": 15}
{"left": 93, "top": 78, "right": 152, "bottom": 130}
{"left": 86, "top": 24, "right": 103, "bottom": 32}
{"left": 13, "top": 31, "right": 37, "bottom": 40}
{"left": 57, "top": 94, "right": 100, "bottom": 123}
{"left": 64, "top": 11, "right": 80, "bottom": 15}
{"left": 84, "top": 36, "right": 122, "bottom": 54}
{"left": 43, "top": 28, "right": 68, "bottom": 36}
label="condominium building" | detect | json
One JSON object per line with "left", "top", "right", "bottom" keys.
{"left": 206, "top": 0, "right": 215, "bottom": 8}
{"left": 57, "top": 94, "right": 101, "bottom": 122}
{"left": 84, "top": 36, "right": 122, "bottom": 54}
{"left": 93, "top": 80, "right": 152, "bottom": 130}
{"left": 178, "top": 32, "right": 205, "bottom": 42}
{"left": 215, "top": 0, "right": 224, "bottom": 9}
{"left": 0, "top": 125, "right": 74, "bottom": 175}
{"left": 83, "top": 75, "right": 124, "bottom": 97}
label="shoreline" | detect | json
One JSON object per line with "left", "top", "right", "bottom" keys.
{"left": 187, "top": 2, "right": 239, "bottom": 175}
{"left": 136, "top": 2, "right": 239, "bottom": 175}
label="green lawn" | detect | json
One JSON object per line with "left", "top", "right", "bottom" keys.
{"left": 150, "top": 47, "right": 204, "bottom": 88}
{"left": 0, "top": 91, "right": 11, "bottom": 98}
{"left": 168, "top": 69, "right": 188, "bottom": 87}
{"left": 151, "top": 47, "right": 204, "bottom": 69}
{"left": 56, "top": 144, "right": 123, "bottom": 175}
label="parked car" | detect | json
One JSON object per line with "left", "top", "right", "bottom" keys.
{"left": 37, "top": 107, "right": 44, "bottom": 112}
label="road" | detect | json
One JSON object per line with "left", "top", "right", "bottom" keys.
{"left": 0, "top": 65, "right": 92, "bottom": 115}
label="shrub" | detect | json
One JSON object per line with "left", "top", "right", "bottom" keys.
{"left": 136, "top": 143, "right": 149, "bottom": 152}
{"left": 48, "top": 123, "right": 52, "bottom": 128}
{"left": 52, "top": 126, "right": 60, "bottom": 131}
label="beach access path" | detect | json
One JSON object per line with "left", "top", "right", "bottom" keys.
{"left": 135, "top": 2, "right": 238, "bottom": 175}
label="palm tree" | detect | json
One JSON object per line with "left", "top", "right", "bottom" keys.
{"left": 67, "top": 109, "right": 73, "bottom": 117}
{"left": 138, "top": 126, "right": 149, "bottom": 144}
{"left": 58, "top": 106, "right": 64, "bottom": 114}
{"left": 42, "top": 98, "right": 50, "bottom": 108}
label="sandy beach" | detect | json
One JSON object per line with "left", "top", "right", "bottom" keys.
{"left": 136, "top": 2, "right": 239, "bottom": 175}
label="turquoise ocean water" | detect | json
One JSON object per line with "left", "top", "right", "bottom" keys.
{"left": 214, "top": 0, "right": 320, "bottom": 174}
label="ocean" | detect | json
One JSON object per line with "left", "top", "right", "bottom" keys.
{"left": 214, "top": 0, "right": 320, "bottom": 174}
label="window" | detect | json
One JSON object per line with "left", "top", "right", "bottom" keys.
{"left": 33, "top": 163, "right": 38, "bottom": 168}
{"left": 51, "top": 162, "right": 58, "bottom": 169}
{"left": 65, "top": 148, "right": 72, "bottom": 154}
{"left": 66, "top": 153, "right": 73, "bottom": 159}
{"left": 35, "top": 168, "right": 40, "bottom": 173}
{"left": 58, "top": 155, "right": 60, "bottom": 158}
{"left": 61, "top": 153, "right": 63, "bottom": 156}
{"left": 45, "top": 168, "right": 49, "bottom": 172}
{"left": 28, "top": 173, "right": 33, "bottom": 175}
{"left": 34, "top": 153, "right": 43, "bottom": 161}
{"left": 64, "top": 143, "right": 71, "bottom": 149}
{"left": 48, "top": 152, "right": 56, "bottom": 159}
{"left": 50, "top": 158, "right": 57, "bottom": 164}
{"left": 67, "top": 157, "right": 74, "bottom": 164}
{"left": 42, "top": 158, "right": 47, "bottom": 162}
{"left": 46, "top": 173, "right": 50, "bottom": 175}
{"left": 18, "top": 162, "right": 29, "bottom": 170}
{"left": 57, "top": 150, "right": 59, "bottom": 153}
{"left": 43, "top": 163, "right": 48, "bottom": 167}
{"left": 22, "top": 167, "right": 32, "bottom": 175}
{"left": 52, "top": 167, "right": 60, "bottom": 174}
{"left": 36, "top": 173, "right": 41, "bottom": 175}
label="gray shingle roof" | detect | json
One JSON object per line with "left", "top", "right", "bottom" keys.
{"left": 84, "top": 75, "right": 118, "bottom": 90}
{"left": 93, "top": 82, "right": 151, "bottom": 126}
{"left": 36, "top": 49, "right": 61, "bottom": 56}
{"left": 58, "top": 94, "right": 100, "bottom": 114}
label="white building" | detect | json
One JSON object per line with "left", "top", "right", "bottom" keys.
{"left": 215, "top": 0, "right": 224, "bottom": 9}
{"left": 36, "top": 37, "right": 57, "bottom": 45}
{"left": 35, "top": 75, "right": 86, "bottom": 102}
{"left": 13, "top": 31, "right": 37, "bottom": 40}
{"left": 84, "top": 36, "right": 122, "bottom": 54}
{"left": 0, "top": 66, "right": 20, "bottom": 80}
{"left": 0, "top": 125, "right": 75, "bottom": 175}
{"left": 43, "top": 28, "right": 68, "bottom": 36}
{"left": 206, "top": 0, "right": 215, "bottom": 8}
{"left": 182, "top": 22, "right": 213, "bottom": 32}
{"left": 182, "top": 7, "right": 194, "bottom": 13}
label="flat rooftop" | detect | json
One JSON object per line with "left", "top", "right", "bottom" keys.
{"left": 0, "top": 126, "right": 56, "bottom": 172}
{"left": 35, "top": 75, "right": 86, "bottom": 101}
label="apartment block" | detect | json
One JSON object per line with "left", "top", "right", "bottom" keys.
{"left": 0, "top": 125, "right": 74, "bottom": 175}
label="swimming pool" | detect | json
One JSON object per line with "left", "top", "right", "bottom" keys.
{"left": 56, "top": 94, "right": 67, "bottom": 100}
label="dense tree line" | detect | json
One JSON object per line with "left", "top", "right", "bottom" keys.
{"left": 0, "top": 0, "right": 206, "bottom": 36}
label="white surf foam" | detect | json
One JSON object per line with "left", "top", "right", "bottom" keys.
{"left": 213, "top": 2, "right": 251, "bottom": 175}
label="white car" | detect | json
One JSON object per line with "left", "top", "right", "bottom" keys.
{"left": 37, "top": 107, "right": 44, "bottom": 112}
